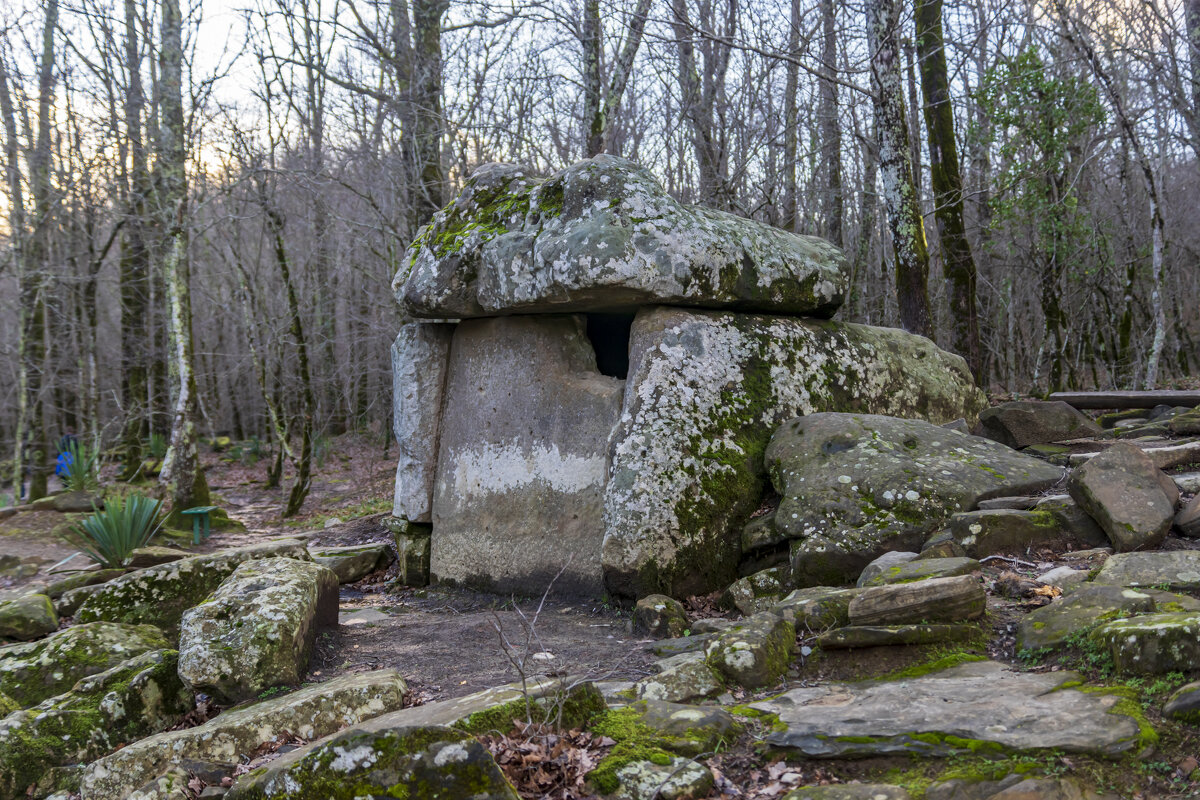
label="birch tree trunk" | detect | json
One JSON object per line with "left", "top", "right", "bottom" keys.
{"left": 157, "top": 0, "right": 210, "bottom": 520}
{"left": 915, "top": 0, "right": 980, "bottom": 378}
{"left": 584, "top": 0, "right": 652, "bottom": 157}
{"left": 0, "top": 56, "right": 28, "bottom": 500}
{"left": 866, "top": 0, "right": 932, "bottom": 337}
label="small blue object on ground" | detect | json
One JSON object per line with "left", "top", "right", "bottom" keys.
{"left": 180, "top": 506, "right": 219, "bottom": 546}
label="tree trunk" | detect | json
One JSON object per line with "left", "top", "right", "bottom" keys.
{"left": 0, "top": 55, "right": 29, "bottom": 500}
{"left": 584, "top": 0, "right": 652, "bottom": 157}
{"left": 780, "top": 0, "right": 801, "bottom": 231}
{"left": 411, "top": 0, "right": 446, "bottom": 227}
{"left": 1189, "top": 0, "right": 1200, "bottom": 122}
{"left": 915, "top": 0, "right": 980, "bottom": 378}
{"left": 157, "top": 0, "right": 210, "bottom": 522}
{"left": 818, "top": 0, "right": 843, "bottom": 246}
{"left": 866, "top": 0, "right": 932, "bottom": 337}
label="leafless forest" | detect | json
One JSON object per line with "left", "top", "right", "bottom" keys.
{"left": 1, "top": 0, "right": 1198, "bottom": 510}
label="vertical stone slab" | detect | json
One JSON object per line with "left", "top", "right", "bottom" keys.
{"left": 431, "top": 316, "right": 624, "bottom": 596}
{"left": 392, "top": 321, "right": 455, "bottom": 523}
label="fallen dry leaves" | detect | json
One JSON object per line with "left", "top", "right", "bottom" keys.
{"left": 481, "top": 720, "right": 613, "bottom": 799}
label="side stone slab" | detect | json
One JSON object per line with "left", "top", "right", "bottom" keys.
{"left": 392, "top": 321, "right": 455, "bottom": 523}
{"left": 602, "top": 307, "right": 987, "bottom": 600}
{"left": 431, "top": 316, "right": 624, "bottom": 595}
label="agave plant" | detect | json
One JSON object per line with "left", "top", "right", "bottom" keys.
{"left": 66, "top": 493, "right": 164, "bottom": 569}
{"left": 62, "top": 440, "right": 101, "bottom": 494}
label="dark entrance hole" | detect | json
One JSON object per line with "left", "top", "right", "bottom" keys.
{"left": 585, "top": 312, "right": 635, "bottom": 379}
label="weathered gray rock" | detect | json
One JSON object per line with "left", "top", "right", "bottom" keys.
{"left": 55, "top": 584, "right": 105, "bottom": 617}
{"left": 977, "top": 400, "right": 1102, "bottom": 449}
{"left": 389, "top": 517, "right": 432, "bottom": 587}
{"left": 42, "top": 569, "right": 126, "bottom": 599}
{"left": 226, "top": 724, "right": 518, "bottom": 800}
{"left": 741, "top": 510, "right": 783, "bottom": 553}
{"left": 771, "top": 587, "right": 861, "bottom": 632}
{"left": 620, "top": 699, "right": 741, "bottom": 755}
{"left": 77, "top": 538, "right": 310, "bottom": 630}
{"left": 1035, "top": 566, "right": 1090, "bottom": 591}
{"left": 81, "top": 669, "right": 409, "bottom": 800}
{"left": 0, "top": 594, "right": 57, "bottom": 641}
{"left": 1092, "top": 551, "right": 1200, "bottom": 592}
{"left": 431, "top": 316, "right": 623, "bottom": 596}
{"left": 704, "top": 611, "right": 794, "bottom": 689}
{"left": 859, "top": 557, "right": 979, "bottom": 588}
{"left": 398, "top": 156, "right": 847, "bottom": 319}
{"left": 1032, "top": 495, "right": 1111, "bottom": 548}
{"left": 784, "top": 785, "right": 911, "bottom": 800}
{"left": 125, "top": 546, "right": 189, "bottom": 569}
{"left": 633, "top": 594, "right": 689, "bottom": 639}
{"left": 818, "top": 624, "right": 978, "bottom": 649}
{"left": 1175, "top": 494, "right": 1200, "bottom": 538}
{"left": 52, "top": 491, "right": 102, "bottom": 513}
{"left": 947, "top": 509, "right": 1101, "bottom": 558}
{"left": 1163, "top": 681, "right": 1200, "bottom": 723}
{"left": 766, "top": 413, "right": 1062, "bottom": 588}
{"left": 309, "top": 543, "right": 392, "bottom": 583}
{"left": 1015, "top": 585, "right": 1155, "bottom": 652}
{"left": 0, "top": 621, "right": 168, "bottom": 708}
{"left": 856, "top": 551, "right": 919, "bottom": 587}
{"left": 178, "top": 558, "right": 339, "bottom": 702}
{"left": 125, "top": 768, "right": 192, "bottom": 800}
{"left": 391, "top": 321, "right": 455, "bottom": 523}
{"left": 751, "top": 660, "right": 1144, "bottom": 758}
{"left": 848, "top": 575, "right": 985, "bottom": 626}
{"left": 605, "top": 309, "right": 987, "bottom": 599}
{"left": 1068, "top": 443, "right": 1175, "bottom": 552}
{"left": 1167, "top": 407, "right": 1200, "bottom": 435}
{"left": 0, "top": 650, "right": 192, "bottom": 800}
{"left": 632, "top": 653, "right": 724, "bottom": 703}
{"left": 1091, "top": 612, "right": 1200, "bottom": 674}
{"left": 722, "top": 567, "right": 789, "bottom": 615}
{"left": 608, "top": 758, "right": 713, "bottom": 800}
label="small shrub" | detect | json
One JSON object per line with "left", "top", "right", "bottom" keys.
{"left": 62, "top": 440, "right": 101, "bottom": 493}
{"left": 147, "top": 433, "right": 168, "bottom": 459}
{"left": 64, "top": 493, "right": 165, "bottom": 568}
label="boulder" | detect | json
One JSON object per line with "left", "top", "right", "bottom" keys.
{"left": 76, "top": 538, "right": 310, "bottom": 630}
{"left": 631, "top": 653, "right": 724, "bottom": 703}
{"left": 397, "top": 156, "right": 847, "bottom": 319}
{"left": 618, "top": 699, "right": 741, "bottom": 756}
{"left": 431, "top": 316, "right": 624, "bottom": 596}
{"left": 1068, "top": 443, "right": 1176, "bottom": 552}
{"left": 0, "top": 650, "right": 193, "bottom": 800}
{"left": 856, "top": 551, "right": 919, "bottom": 587}
{"left": 178, "top": 558, "right": 339, "bottom": 701}
{"left": 391, "top": 321, "right": 455, "bottom": 523}
{"left": 0, "top": 594, "right": 56, "bottom": 641}
{"left": 126, "top": 768, "right": 192, "bottom": 800}
{"left": 859, "top": 556, "right": 979, "bottom": 588}
{"left": 1091, "top": 612, "right": 1200, "bottom": 674}
{"left": 1166, "top": 407, "right": 1200, "bottom": 435}
{"left": 125, "top": 546, "right": 189, "bottom": 569}
{"left": 1163, "top": 681, "right": 1200, "bottom": 723}
{"left": 80, "top": 669, "right": 409, "bottom": 800}
{"left": 1035, "top": 566, "right": 1091, "bottom": 591}
{"left": 848, "top": 576, "right": 985, "bottom": 625}
{"left": 225, "top": 724, "right": 517, "bottom": 800}
{"left": 607, "top": 758, "right": 714, "bottom": 800}
{"left": 604, "top": 309, "right": 987, "bottom": 599}
{"left": 765, "top": 413, "right": 1062, "bottom": 588}
{"left": 0, "top": 621, "right": 168, "bottom": 707}
{"left": 817, "top": 624, "right": 978, "bottom": 649}
{"left": 976, "top": 400, "right": 1102, "bottom": 449}
{"left": 51, "top": 491, "right": 102, "bottom": 513}
{"left": 1032, "top": 495, "right": 1111, "bottom": 547}
{"left": 741, "top": 510, "right": 784, "bottom": 553}
{"left": 722, "top": 567, "right": 789, "bottom": 615}
{"left": 633, "top": 595, "right": 689, "bottom": 639}
{"left": 309, "top": 543, "right": 392, "bottom": 583}
{"left": 750, "top": 660, "right": 1144, "bottom": 758}
{"left": 1015, "top": 585, "right": 1155, "bottom": 652}
{"left": 1092, "top": 551, "right": 1200, "bottom": 592}
{"left": 704, "top": 611, "right": 794, "bottom": 689}
{"left": 771, "top": 587, "right": 861, "bottom": 632}
{"left": 1175, "top": 494, "right": 1200, "bottom": 538}
{"left": 946, "top": 509, "right": 1102, "bottom": 558}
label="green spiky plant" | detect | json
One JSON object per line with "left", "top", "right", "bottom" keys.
{"left": 65, "top": 493, "right": 164, "bottom": 568}
{"left": 63, "top": 440, "right": 101, "bottom": 494}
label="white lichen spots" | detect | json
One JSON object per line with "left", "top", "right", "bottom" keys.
{"left": 330, "top": 744, "right": 380, "bottom": 772}
{"left": 433, "top": 742, "right": 471, "bottom": 766}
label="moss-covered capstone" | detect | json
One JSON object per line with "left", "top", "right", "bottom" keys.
{"left": 397, "top": 156, "right": 847, "bottom": 319}
{"left": 76, "top": 538, "right": 310, "bottom": 631}
{"left": 81, "top": 669, "right": 409, "bottom": 800}
{"left": 0, "top": 594, "right": 57, "bottom": 642}
{"left": 0, "top": 621, "right": 168, "bottom": 707}
{"left": 178, "top": 557, "right": 339, "bottom": 702}
{"left": 225, "top": 724, "right": 518, "bottom": 800}
{"left": 765, "top": 413, "right": 1064, "bottom": 588}
{"left": 603, "top": 308, "right": 987, "bottom": 600}
{"left": 0, "top": 649, "right": 192, "bottom": 800}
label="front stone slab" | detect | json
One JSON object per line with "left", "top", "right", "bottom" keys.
{"left": 750, "top": 660, "right": 1143, "bottom": 758}
{"left": 397, "top": 156, "right": 847, "bottom": 318}
{"left": 431, "top": 316, "right": 623, "bottom": 595}
{"left": 602, "top": 307, "right": 987, "bottom": 600}
{"left": 392, "top": 321, "right": 455, "bottom": 523}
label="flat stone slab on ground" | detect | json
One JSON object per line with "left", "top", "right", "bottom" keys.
{"left": 1092, "top": 551, "right": 1200, "bottom": 592}
{"left": 339, "top": 608, "right": 390, "bottom": 626}
{"left": 750, "top": 660, "right": 1143, "bottom": 758}
{"left": 1016, "top": 585, "right": 1155, "bottom": 652}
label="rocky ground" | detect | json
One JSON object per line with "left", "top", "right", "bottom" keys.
{"left": 2, "top": 403, "right": 1200, "bottom": 799}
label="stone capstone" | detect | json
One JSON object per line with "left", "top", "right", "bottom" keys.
{"left": 847, "top": 575, "right": 985, "bottom": 626}
{"left": 76, "top": 538, "right": 311, "bottom": 630}
{"left": 177, "top": 557, "right": 339, "bottom": 702}
{"left": 225, "top": 724, "right": 518, "bottom": 800}
{"left": 431, "top": 315, "right": 623, "bottom": 596}
{"left": 1067, "top": 443, "right": 1176, "bottom": 552}
{"left": 766, "top": 413, "right": 1063, "bottom": 588}
{"left": 703, "top": 611, "right": 794, "bottom": 689}
{"left": 1015, "top": 585, "right": 1156, "bottom": 653}
{"left": 750, "top": 660, "right": 1144, "bottom": 758}
{"left": 604, "top": 309, "right": 987, "bottom": 599}
{"left": 397, "top": 156, "right": 847, "bottom": 319}
{"left": 391, "top": 321, "right": 455, "bottom": 523}
{"left": 0, "top": 649, "right": 192, "bottom": 800}
{"left": 976, "top": 400, "right": 1102, "bottom": 449}
{"left": 80, "top": 669, "right": 409, "bottom": 800}
{"left": 0, "top": 594, "right": 57, "bottom": 641}
{"left": 0, "top": 621, "right": 168, "bottom": 707}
